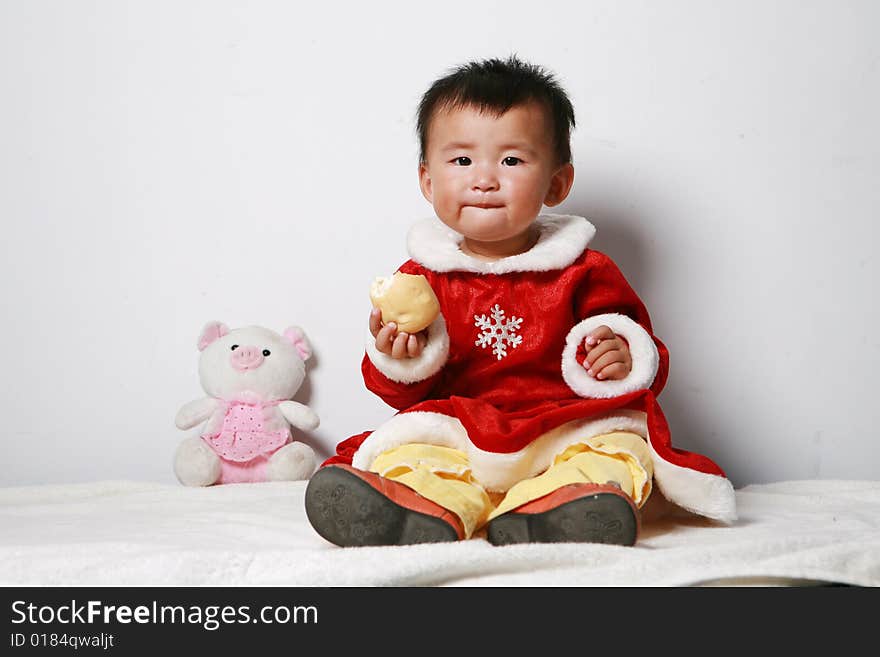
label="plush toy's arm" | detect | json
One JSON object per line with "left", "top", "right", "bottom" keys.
{"left": 175, "top": 398, "right": 220, "bottom": 430}
{"left": 278, "top": 401, "right": 320, "bottom": 432}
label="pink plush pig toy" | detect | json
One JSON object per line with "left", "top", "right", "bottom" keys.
{"left": 174, "top": 321, "right": 319, "bottom": 486}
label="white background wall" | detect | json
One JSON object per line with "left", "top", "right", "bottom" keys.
{"left": 1, "top": 0, "right": 877, "bottom": 488}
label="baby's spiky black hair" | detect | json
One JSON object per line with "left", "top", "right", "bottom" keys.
{"left": 416, "top": 55, "right": 576, "bottom": 164}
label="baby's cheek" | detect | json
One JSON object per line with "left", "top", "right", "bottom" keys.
{"left": 442, "top": 203, "right": 465, "bottom": 224}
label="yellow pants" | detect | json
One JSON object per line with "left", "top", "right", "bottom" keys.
{"left": 368, "top": 432, "right": 653, "bottom": 539}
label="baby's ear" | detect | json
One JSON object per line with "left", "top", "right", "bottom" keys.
{"left": 197, "top": 321, "right": 229, "bottom": 351}
{"left": 418, "top": 162, "right": 433, "bottom": 203}
{"left": 283, "top": 326, "right": 313, "bottom": 362}
{"left": 544, "top": 162, "right": 575, "bottom": 207}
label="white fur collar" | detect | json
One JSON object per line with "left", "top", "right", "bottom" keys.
{"left": 407, "top": 214, "right": 596, "bottom": 274}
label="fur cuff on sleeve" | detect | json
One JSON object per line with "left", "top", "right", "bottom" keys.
{"left": 365, "top": 315, "right": 450, "bottom": 384}
{"left": 561, "top": 313, "right": 659, "bottom": 398}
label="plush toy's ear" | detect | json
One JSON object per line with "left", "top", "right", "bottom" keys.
{"left": 283, "top": 326, "right": 312, "bottom": 361}
{"left": 197, "top": 321, "right": 230, "bottom": 351}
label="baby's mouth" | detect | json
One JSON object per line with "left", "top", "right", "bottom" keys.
{"left": 469, "top": 202, "right": 504, "bottom": 209}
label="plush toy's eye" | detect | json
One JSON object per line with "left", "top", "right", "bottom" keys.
{"left": 262, "top": 349, "right": 271, "bottom": 357}
{"left": 231, "top": 345, "right": 239, "bottom": 351}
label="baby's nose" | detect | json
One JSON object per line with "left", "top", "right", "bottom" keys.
{"left": 471, "top": 164, "right": 499, "bottom": 191}
{"left": 472, "top": 176, "right": 499, "bottom": 192}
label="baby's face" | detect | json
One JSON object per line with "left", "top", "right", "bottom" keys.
{"left": 419, "top": 101, "right": 572, "bottom": 246}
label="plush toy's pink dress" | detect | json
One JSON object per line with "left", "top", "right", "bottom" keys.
{"left": 203, "top": 400, "right": 289, "bottom": 483}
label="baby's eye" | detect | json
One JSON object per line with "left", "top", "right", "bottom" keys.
{"left": 454, "top": 156, "right": 472, "bottom": 166}
{"left": 502, "top": 156, "right": 522, "bottom": 166}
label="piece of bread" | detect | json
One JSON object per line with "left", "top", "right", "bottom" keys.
{"left": 369, "top": 272, "right": 440, "bottom": 334}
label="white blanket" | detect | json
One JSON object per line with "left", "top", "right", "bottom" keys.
{"left": 1, "top": 479, "right": 878, "bottom": 586}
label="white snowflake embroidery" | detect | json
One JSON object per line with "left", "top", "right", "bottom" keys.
{"left": 474, "top": 304, "right": 523, "bottom": 360}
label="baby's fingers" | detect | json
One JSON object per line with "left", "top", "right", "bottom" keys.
{"left": 369, "top": 308, "right": 383, "bottom": 337}
{"left": 391, "top": 331, "right": 410, "bottom": 359}
{"left": 583, "top": 338, "right": 618, "bottom": 367}
{"left": 595, "top": 361, "right": 631, "bottom": 381}
{"left": 406, "top": 333, "right": 424, "bottom": 358}
{"left": 374, "top": 321, "right": 398, "bottom": 354}
{"left": 586, "top": 350, "right": 627, "bottom": 379}
{"left": 585, "top": 324, "right": 616, "bottom": 347}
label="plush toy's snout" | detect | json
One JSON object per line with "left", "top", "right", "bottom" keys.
{"left": 230, "top": 345, "right": 265, "bottom": 371}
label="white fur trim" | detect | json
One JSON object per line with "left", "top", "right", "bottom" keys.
{"left": 562, "top": 313, "right": 659, "bottom": 398}
{"left": 364, "top": 314, "right": 450, "bottom": 384}
{"left": 352, "top": 410, "right": 649, "bottom": 493}
{"left": 407, "top": 214, "right": 596, "bottom": 274}
{"left": 648, "top": 440, "right": 738, "bottom": 523}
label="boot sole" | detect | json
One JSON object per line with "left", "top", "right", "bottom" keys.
{"left": 304, "top": 466, "right": 459, "bottom": 547}
{"left": 487, "top": 491, "right": 638, "bottom": 546}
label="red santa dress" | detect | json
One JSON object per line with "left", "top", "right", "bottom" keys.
{"left": 325, "top": 214, "right": 736, "bottom": 523}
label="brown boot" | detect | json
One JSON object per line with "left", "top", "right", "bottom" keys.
{"left": 305, "top": 464, "right": 464, "bottom": 547}
{"left": 487, "top": 482, "right": 640, "bottom": 546}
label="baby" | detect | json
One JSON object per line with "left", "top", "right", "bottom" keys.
{"left": 305, "top": 56, "right": 736, "bottom": 547}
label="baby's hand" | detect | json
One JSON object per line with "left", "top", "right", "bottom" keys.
{"left": 583, "top": 325, "right": 632, "bottom": 380}
{"left": 370, "top": 308, "right": 428, "bottom": 359}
